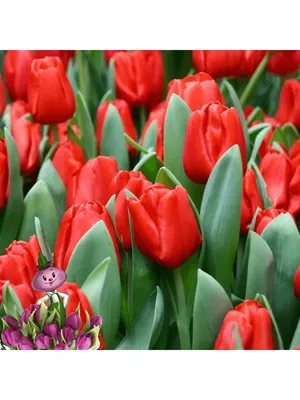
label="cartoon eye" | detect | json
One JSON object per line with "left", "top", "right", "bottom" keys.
{"left": 43, "top": 276, "right": 47, "bottom": 281}
{"left": 52, "top": 272, "right": 55, "bottom": 278}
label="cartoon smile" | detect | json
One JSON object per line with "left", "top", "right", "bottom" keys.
{"left": 45, "top": 277, "right": 57, "bottom": 285}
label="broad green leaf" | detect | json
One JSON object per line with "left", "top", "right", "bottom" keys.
{"left": 200, "top": 145, "right": 243, "bottom": 294}
{"left": 34, "top": 217, "right": 53, "bottom": 261}
{"left": 107, "top": 58, "right": 116, "bottom": 99}
{"left": 117, "top": 287, "right": 164, "bottom": 350}
{"left": 67, "top": 220, "right": 119, "bottom": 288}
{"left": 101, "top": 104, "right": 130, "bottom": 170}
{"left": 261, "top": 214, "right": 300, "bottom": 347}
{"left": 271, "top": 126, "right": 287, "bottom": 148}
{"left": 192, "top": 269, "right": 232, "bottom": 350}
{"left": 251, "top": 162, "right": 272, "bottom": 208}
{"left": 106, "top": 195, "right": 116, "bottom": 227}
{"left": 223, "top": 81, "right": 250, "bottom": 157}
{"left": 163, "top": 94, "right": 201, "bottom": 206}
{"left": 37, "top": 160, "right": 66, "bottom": 223}
{"left": 133, "top": 151, "right": 163, "bottom": 183}
{"left": 81, "top": 257, "right": 121, "bottom": 349}
{"left": 271, "top": 141, "right": 285, "bottom": 154}
{"left": 18, "top": 180, "right": 58, "bottom": 250}
{"left": 248, "top": 125, "right": 271, "bottom": 164}
{"left": 100, "top": 89, "right": 113, "bottom": 105}
{"left": 2, "top": 283, "right": 23, "bottom": 318}
{"left": 282, "top": 123, "right": 299, "bottom": 148}
{"left": 290, "top": 318, "right": 300, "bottom": 349}
{"left": 76, "top": 91, "right": 97, "bottom": 160}
{"left": 248, "top": 122, "right": 272, "bottom": 143}
{"left": 0, "top": 129, "right": 24, "bottom": 254}
{"left": 140, "top": 120, "right": 157, "bottom": 154}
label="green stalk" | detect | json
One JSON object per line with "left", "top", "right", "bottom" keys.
{"left": 173, "top": 268, "right": 191, "bottom": 350}
{"left": 240, "top": 52, "right": 271, "bottom": 108}
{"left": 76, "top": 50, "right": 88, "bottom": 102}
{"left": 124, "top": 133, "right": 149, "bottom": 154}
{"left": 139, "top": 106, "right": 147, "bottom": 135}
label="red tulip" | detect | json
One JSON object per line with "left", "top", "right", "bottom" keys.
{"left": 0, "top": 74, "right": 6, "bottom": 117}
{"left": 294, "top": 266, "right": 300, "bottom": 301}
{"left": 104, "top": 50, "right": 125, "bottom": 64}
{"left": 0, "top": 139, "right": 8, "bottom": 210}
{"left": 28, "top": 57, "right": 75, "bottom": 124}
{"left": 96, "top": 99, "right": 138, "bottom": 158}
{"left": 33, "top": 50, "right": 75, "bottom": 70}
{"left": 113, "top": 50, "right": 164, "bottom": 107}
{"left": 98, "top": 334, "right": 106, "bottom": 350}
{"left": 242, "top": 51, "right": 267, "bottom": 75}
{"left": 54, "top": 202, "right": 121, "bottom": 270}
{"left": 259, "top": 150, "right": 300, "bottom": 216}
{"left": 240, "top": 169, "right": 263, "bottom": 234}
{"left": 4, "top": 50, "right": 34, "bottom": 101}
{"left": 59, "top": 282, "right": 92, "bottom": 329}
{"left": 254, "top": 208, "right": 292, "bottom": 235}
{"left": 48, "top": 122, "right": 80, "bottom": 145}
{"left": 0, "top": 281, "right": 36, "bottom": 310}
{"left": 127, "top": 184, "right": 202, "bottom": 268}
{"left": 140, "top": 101, "right": 166, "bottom": 161}
{"left": 183, "top": 102, "right": 247, "bottom": 184}
{"left": 275, "top": 79, "right": 300, "bottom": 128}
{"left": 290, "top": 139, "right": 300, "bottom": 170}
{"left": 10, "top": 100, "right": 41, "bottom": 175}
{"left": 267, "top": 51, "right": 300, "bottom": 76}
{"left": 107, "top": 171, "right": 152, "bottom": 250}
{"left": 214, "top": 300, "right": 275, "bottom": 350}
{"left": 67, "top": 155, "right": 118, "bottom": 208}
{"left": 167, "top": 72, "right": 225, "bottom": 112}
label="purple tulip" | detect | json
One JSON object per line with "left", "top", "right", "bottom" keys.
{"left": 1, "top": 328, "right": 22, "bottom": 347}
{"left": 64, "top": 313, "right": 81, "bottom": 331}
{"left": 30, "top": 304, "right": 41, "bottom": 322}
{"left": 35, "top": 333, "right": 50, "bottom": 349}
{"left": 61, "top": 327, "right": 75, "bottom": 344}
{"left": 19, "top": 336, "right": 34, "bottom": 350}
{"left": 2, "top": 316, "right": 19, "bottom": 330}
{"left": 76, "top": 333, "right": 92, "bottom": 350}
{"left": 89, "top": 315, "right": 102, "bottom": 329}
{"left": 54, "top": 343, "right": 70, "bottom": 350}
{"left": 20, "top": 309, "right": 31, "bottom": 325}
{"left": 44, "top": 323, "right": 59, "bottom": 339}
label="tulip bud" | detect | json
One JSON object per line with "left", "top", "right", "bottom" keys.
{"left": 35, "top": 333, "right": 51, "bottom": 349}
{"left": 54, "top": 343, "right": 70, "bottom": 350}
{"left": 90, "top": 315, "right": 102, "bottom": 329}
{"left": 30, "top": 304, "right": 41, "bottom": 322}
{"left": 0, "top": 74, "right": 6, "bottom": 117}
{"left": 44, "top": 323, "right": 59, "bottom": 339}
{"left": 76, "top": 332, "right": 92, "bottom": 350}
{"left": 20, "top": 309, "right": 31, "bottom": 325}
{"left": 61, "top": 327, "right": 75, "bottom": 345}
{"left": 254, "top": 208, "right": 291, "bottom": 235}
{"left": 19, "top": 336, "right": 34, "bottom": 350}
{"left": 64, "top": 313, "right": 81, "bottom": 331}
{"left": 275, "top": 79, "right": 300, "bottom": 128}
{"left": 1, "top": 328, "right": 22, "bottom": 347}
{"left": 2, "top": 316, "right": 19, "bottom": 330}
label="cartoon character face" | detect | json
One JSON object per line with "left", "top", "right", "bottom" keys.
{"left": 31, "top": 266, "right": 67, "bottom": 292}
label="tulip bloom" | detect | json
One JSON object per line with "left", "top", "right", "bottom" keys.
{"left": 33, "top": 50, "right": 75, "bottom": 70}
{"left": 0, "top": 74, "right": 6, "bottom": 116}
{"left": 259, "top": 150, "right": 300, "bottom": 216}
{"left": 19, "top": 336, "right": 34, "bottom": 350}
{"left": 214, "top": 300, "right": 275, "bottom": 350}
{"left": 183, "top": 102, "right": 247, "bottom": 184}
{"left": 104, "top": 50, "right": 125, "bottom": 64}
{"left": 2, "top": 316, "right": 19, "bottom": 330}
{"left": 0, "top": 139, "right": 8, "bottom": 209}
{"left": 107, "top": 171, "right": 152, "bottom": 250}
{"left": 140, "top": 102, "right": 166, "bottom": 161}
{"left": 96, "top": 99, "right": 138, "bottom": 158}
{"left": 54, "top": 343, "right": 69, "bottom": 350}
{"left": 0, "top": 281, "right": 36, "bottom": 310}
{"left": 275, "top": 79, "right": 300, "bottom": 128}
{"left": 10, "top": 100, "right": 41, "bottom": 175}
{"left": 167, "top": 72, "right": 225, "bottom": 112}
{"left": 267, "top": 51, "right": 300, "bottom": 76}
{"left": 76, "top": 332, "right": 92, "bottom": 350}
{"left": 35, "top": 333, "right": 50, "bottom": 349}
{"left": 64, "top": 312, "right": 81, "bottom": 331}
{"left": 54, "top": 201, "right": 121, "bottom": 270}
{"left": 1, "top": 328, "right": 22, "bottom": 347}
{"left": 240, "top": 169, "right": 263, "bottom": 234}
{"left": 44, "top": 323, "right": 59, "bottom": 339}
{"left": 4, "top": 50, "right": 34, "bottom": 101}
{"left": 294, "top": 266, "right": 300, "bottom": 301}
{"left": 255, "top": 208, "right": 291, "bottom": 235}
{"left": 28, "top": 57, "right": 75, "bottom": 124}
{"left": 113, "top": 50, "right": 164, "bottom": 107}
{"left": 127, "top": 184, "right": 202, "bottom": 268}
{"left": 90, "top": 315, "right": 102, "bottom": 329}
{"left": 67, "top": 156, "right": 118, "bottom": 208}
{"left": 61, "top": 327, "right": 75, "bottom": 345}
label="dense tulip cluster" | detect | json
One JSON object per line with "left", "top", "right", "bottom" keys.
{"left": 1, "top": 49, "right": 300, "bottom": 350}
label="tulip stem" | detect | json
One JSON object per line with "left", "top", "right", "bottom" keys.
{"left": 49, "top": 124, "right": 59, "bottom": 144}
{"left": 76, "top": 50, "right": 88, "bottom": 103}
{"left": 139, "top": 106, "right": 147, "bottom": 134}
{"left": 173, "top": 268, "right": 191, "bottom": 350}
{"left": 240, "top": 52, "right": 271, "bottom": 108}
{"left": 124, "top": 133, "right": 149, "bottom": 154}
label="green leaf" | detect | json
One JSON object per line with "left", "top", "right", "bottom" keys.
{"left": 107, "top": 58, "right": 116, "bottom": 99}
{"left": 81, "top": 257, "right": 121, "bottom": 349}
{"left": 140, "top": 120, "right": 157, "bottom": 154}
{"left": 0, "top": 128, "right": 24, "bottom": 254}
{"left": 76, "top": 91, "right": 97, "bottom": 160}
{"left": 192, "top": 269, "right": 232, "bottom": 350}
{"left": 261, "top": 214, "right": 300, "bottom": 347}
{"left": 2, "top": 283, "right": 23, "bottom": 318}
{"left": 67, "top": 220, "right": 119, "bottom": 288}
{"left": 248, "top": 125, "right": 271, "bottom": 164}
{"left": 200, "top": 145, "right": 243, "bottom": 294}
{"left": 117, "top": 287, "right": 164, "bottom": 350}
{"left": 248, "top": 122, "right": 273, "bottom": 144}
{"left": 247, "top": 107, "right": 264, "bottom": 125}
{"left": 38, "top": 252, "right": 48, "bottom": 268}
{"left": 234, "top": 324, "right": 244, "bottom": 350}
{"left": 17, "top": 180, "right": 58, "bottom": 250}
{"left": 100, "top": 89, "right": 113, "bottom": 105}
{"left": 101, "top": 104, "right": 130, "bottom": 170}
{"left": 250, "top": 162, "right": 272, "bottom": 208}
{"left": 133, "top": 151, "right": 163, "bottom": 183}
{"left": 37, "top": 160, "right": 66, "bottom": 223}
{"left": 163, "top": 94, "right": 202, "bottom": 206}
{"left": 223, "top": 81, "right": 250, "bottom": 158}
{"left": 282, "top": 123, "right": 299, "bottom": 149}
{"left": 271, "top": 141, "right": 285, "bottom": 154}
{"left": 34, "top": 217, "right": 53, "bottom": 262}
{"left": 290, "top": 318, "right": 300, "bottom": 349}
